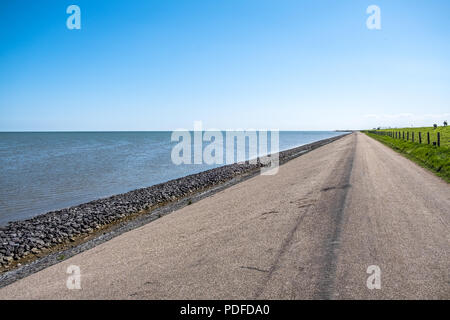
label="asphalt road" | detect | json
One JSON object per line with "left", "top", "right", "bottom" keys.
{"left": 0, "top": 132, "right": 448, "bottom": 299}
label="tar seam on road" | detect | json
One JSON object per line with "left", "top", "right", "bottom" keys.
{"left": 316, "top": 134, "right": 357, "bottom": 300}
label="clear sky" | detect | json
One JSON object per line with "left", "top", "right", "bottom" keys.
{"left": 0, "top": 0, "right": 449, "bottom": 131}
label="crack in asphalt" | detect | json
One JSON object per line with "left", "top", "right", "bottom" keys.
{"left": 253, "top": 195, "right": 314, "bottom": 298}
{"left": 240, "top": 266, "right": 270, "bottom": 273}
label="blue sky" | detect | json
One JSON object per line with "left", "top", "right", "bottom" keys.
{"left": 0, "top": 0, "right": 449, "bottom": 131}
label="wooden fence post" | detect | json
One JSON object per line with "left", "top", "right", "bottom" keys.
{"left": 407, "top": 132, "right": 409, "bottom": 141}
{"left": 403, "top": 132, "right": 405, "bottom": 139}
{"left": 437, "top": 132, "right": 440, "bottom": 147}
{"left": 427, "top": 132, "right": 430, "bottom": 144}
{"left": 419, "top": 132, "right": 422, "bottom": 144}
{"left": 412, "top": 132, "right": 414, "bottom": 142}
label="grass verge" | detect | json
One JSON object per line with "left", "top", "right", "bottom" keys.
{"left": 363, "top": 131, "right": 450, "bottom": 183}
{"left": 375, "top": 126, "right": 449, "bottom": 147}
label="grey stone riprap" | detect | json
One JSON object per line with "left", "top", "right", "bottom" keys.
{"left": 0, "top": 134, "right": 348, "bottom": 268}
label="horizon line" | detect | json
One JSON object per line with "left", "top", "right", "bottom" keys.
{"left": 0, "top": 129, "right": 354, "bottom": 133}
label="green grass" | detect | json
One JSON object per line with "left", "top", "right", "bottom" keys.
{"left": 375, "top": 126, "right": 450, "bottom": 147}
{"left": 363, "top": 128, "right": 450, "bottom": 183}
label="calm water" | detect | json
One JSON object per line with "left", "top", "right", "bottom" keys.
{"left": 0, "top": 131, "right": 344, "bottom": 225}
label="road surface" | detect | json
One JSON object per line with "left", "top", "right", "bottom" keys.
{"left": 0, "top": 132, "right": 448, "bottom": 299}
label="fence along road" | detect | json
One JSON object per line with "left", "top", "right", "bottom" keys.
{"left": 368, "top": 129, "right": 443, "bottom": 147}
{"left": 0, "top": 132, "right": 448, "bottom": 299}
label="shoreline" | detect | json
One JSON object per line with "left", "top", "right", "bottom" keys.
{"left": 0, "top": 133, "right": 350, "bottom": 284}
